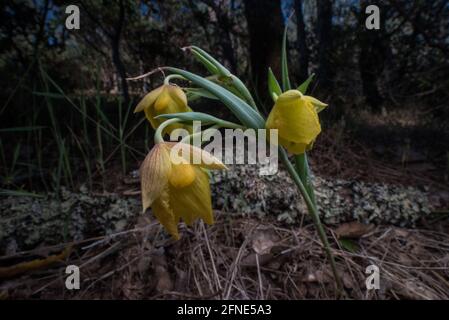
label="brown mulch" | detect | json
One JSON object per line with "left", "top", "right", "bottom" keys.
{"left": 1, "top": 213, "right": 448, "bottom": 300}
{"left": 312, "top": 128, "right": 448, "bottom": 191}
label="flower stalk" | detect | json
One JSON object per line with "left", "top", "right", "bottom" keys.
{"left": 154, "top": 118, "right": 181, "bottom": 143}
{"left": 279, "top": 148, "right": 342, "bottom": 293}
{"left": 275, "top": 18, "right": 341, "bottom": 292}
{"left": 164, "top": 74, "right": 186, "bottom": 85}
{"left": 295, "top": 153, "right": 317, "bottom": 208}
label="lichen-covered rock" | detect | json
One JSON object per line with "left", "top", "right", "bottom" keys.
{"left": 211, "top": 164, "right": 432, "bottom": 226}
{"left": 0, "top": 164, "right": 433, "bottom": 255}
{"left": 0, "top": 186, "right": 140, "bottom": 255}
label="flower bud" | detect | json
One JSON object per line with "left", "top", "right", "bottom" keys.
{"left": 266, "top": 90, "right": 327, "bottom": 154}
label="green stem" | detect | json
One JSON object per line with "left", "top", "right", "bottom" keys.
{"left": 279, "top": 148, "right": 342, "bottom": 294}
{"left": 164, "top": 74, "right": 186, "bottom": 85}
{"left": 180, "top": 124, "right": 220, "bottom": 145}
{"left": 294, "top": 153, "right": 317, "bottom": 208}
{"left": 179, "top": 118, "right": 245, "bottom": 145}
{"left": 154, "top": 118, "right": 181, "bottom": 143}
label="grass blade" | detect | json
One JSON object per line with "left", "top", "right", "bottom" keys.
{"left": 0, "top": 189, "right": 44, "bottom": 198}
{"left": 268, "top": 67, "right": 282, "bottom": 101}
{"left": 0, "top": 126, "right": 47, "bottom": 133}
{"left": 297, "top": 73, "right": 315, "bottom": 94}
{"left": 281, "top": 23, "right": 291, "bottom": 91}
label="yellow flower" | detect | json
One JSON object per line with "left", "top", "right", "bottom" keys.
{"left": 134, "top": 84, "right": 191, "bottom": 134}
{"left": 140, "top": 142, "right": 226, "bottom": 239}
{"left": 266, "top": 90, "right": 327, "bottom": 154}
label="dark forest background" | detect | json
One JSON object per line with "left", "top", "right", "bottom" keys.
{"left": 1, "top": 0, "right": 449, "bottom": 193}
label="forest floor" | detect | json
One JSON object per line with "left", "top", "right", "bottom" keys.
{"left": 1, "top": 108, "right": 449, "bottom": 300}
{"left": 1, "top": 214, "right": 449, "bottom": 299}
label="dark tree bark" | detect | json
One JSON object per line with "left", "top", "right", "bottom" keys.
{"left": 188, "top": 0, "right": 212, "bottom": 45}
{"left": 295, "top": 0, "right": 309, "bottom": 83}
{"left": 243, "top": 0, "right": 283, "bottom": 104}
{"left": 316, "top": 0, "right": 334, "bottom": 92}
{"left": 216, "top": 12, "right": 237, "bottom": 72}
{"left": 203, "top": 0, "right": 237, "bottom": 72}
{"left": 111, "top": 0, "right": 130, "bottom": 106}
{"left": 358, "top": 0, "right": 389, "bottom": 112}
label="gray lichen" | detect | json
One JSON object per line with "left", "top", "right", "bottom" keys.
{"left": 0, "top": 186, "right": 140, "bottom": 255}
{"left": 0, "top": 164, "right": 432, "bottom": 254}
{"left": 211, "top": 164, "right": 432, "bottom": 226}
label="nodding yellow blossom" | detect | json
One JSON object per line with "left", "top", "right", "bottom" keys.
{"left": 140, "top": 142, "right": 226, "bottom": 239}
{"left": 134, "top": 84, "right": 191, "bottom": 134}
{"left": 266, "top": 90, "right": 327, "bottom": 154}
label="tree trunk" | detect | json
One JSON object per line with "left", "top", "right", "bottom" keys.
{"left": 199, "top": 0, "right": 237, "bottom": 72}
{"left": 358, "top": 0, "right": 388, "bottom": 113}
{"left": 111, "top": 0, "right": 130, "bottom": 106}
{"left": 243, "top": 0, "right": 283, "bottom": 106}
{"left": 216, "top": 13, "right": 237, "bottom": 72}
{"left": 316, "top": 0, "right": 333, "bottom": 92}
{"left": 295, "top": 0, "right": 309, "bottom": 83}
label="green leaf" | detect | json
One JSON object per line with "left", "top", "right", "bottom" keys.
{"left": 165, "top": 67, "right": 265, "bottom": 129}
{"left": 297, "top": 73, "right": 315, "bottom": 94}
{"left": 185, "top": 88, "right": 219, "bottom": 101}
{"left": 281, "top": 23, "right": 291, "bottom": 91}
{"left": 294, "top": 153, "right": 317, "bottom": 208}
{"left": 229, "top": 75, "right": 258, "bottom": 110}
{"left": 268, "top": 67, "right": 282, "bottom": 101}
{"left": 189, "top": 46, "right": 231, "bottom": 77}
{"left": 190, "top": 50, "right": 219, "bottom": 75}
{"left": 187, "top": 47, "right": 257, "bottom": 110}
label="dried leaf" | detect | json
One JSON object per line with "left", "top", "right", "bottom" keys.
{"left": 335, "top": 221, "right": 374, "bottom": 239}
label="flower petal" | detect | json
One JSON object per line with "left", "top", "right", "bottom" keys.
{"left": 279, "top": 136, "right": 308, "bottom": 154}
{"left": 134, "top": 85, "right": 164, "bottom": 113}
{"left": 266, "top": 90, "right": 321, "bottom": 145}
{"left": 303, "top": 95, "right": 328, "bottom": 113}
{"left": 168, "top": 163, "right": 196, "bottom": 188}
{"left": 140, "top": 144, "right": 172, "bottom": 213}
{"left": 152, "top": 191, "right": 180, "bottom": 240}
{"left": 166, "top": 142, "right": 227, "bottom": 170}
{"left": 154, "top": 86, "right": 171, "bottom": 111}
{"left": 144, "top": 104, "right": 163, "bottom": 129}
{"left": 167, "top": 85, "right": 188, "bottom": 108}
{"left": 144, "top": 100, "right": 190, "bottom": 132}
{"left": 169, "top": 167, "right": 214, "bottom": 226}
